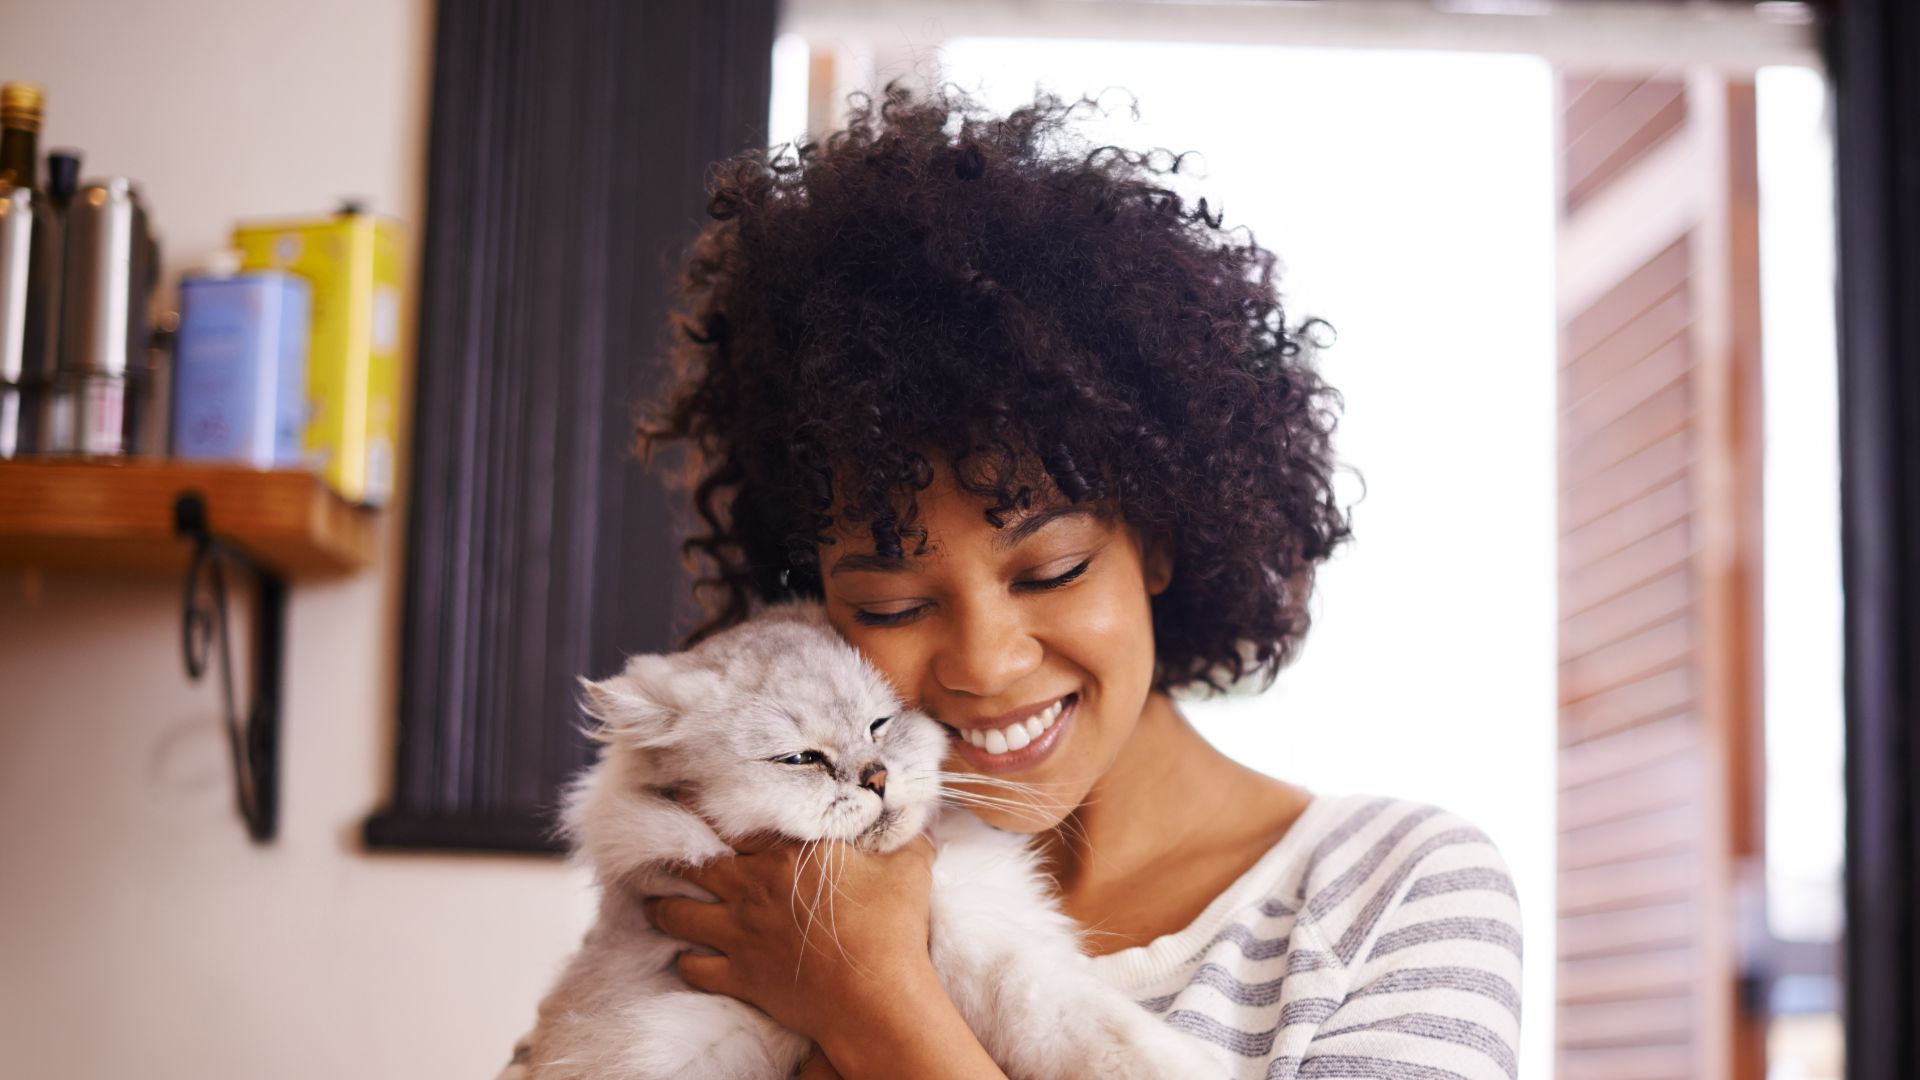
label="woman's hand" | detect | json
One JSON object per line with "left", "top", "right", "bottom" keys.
{"left": 794, "top": 1048, "right": 846, "bottom": 1080}
{"left": 642, "top": 833, "right": 940, "bottom": 1050}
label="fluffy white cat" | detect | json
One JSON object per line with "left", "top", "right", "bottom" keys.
{"left": 501, "top": 599, "right": 1220, "bottom": 1080}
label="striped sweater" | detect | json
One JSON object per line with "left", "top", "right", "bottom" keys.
{"left": 1091, "top": 793, "right": 1524, "bottom": 1080}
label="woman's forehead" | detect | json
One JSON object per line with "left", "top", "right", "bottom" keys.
{"left": 816, "top": 450, "right": 1120, "bottom": 560}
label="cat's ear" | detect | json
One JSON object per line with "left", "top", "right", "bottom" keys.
{"left": 578, "top": 653, "right": 712, "bottom": 748}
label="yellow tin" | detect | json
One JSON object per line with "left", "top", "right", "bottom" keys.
{"left": 232, "top": 209, "right": 404, "bottom": 506}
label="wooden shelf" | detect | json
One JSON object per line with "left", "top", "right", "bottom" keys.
{"left": 0, "top": 460, "right": 375, "bottom": 579}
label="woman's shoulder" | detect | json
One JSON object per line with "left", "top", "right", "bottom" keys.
{"left": 1271, "top": 791, "right": 1522, "bottom": 972}
{"left": 1282, "top": 792, "right": 1518, "bottom": 894}
{"left": 1244, "top": 793, "right": 1525, "bottom": 1079}
{"left": 1135, "top": 790, "right": 1521, "bottom": 973}
{"left": 1093, "top": 791, "right": 1520, "bottom": 983}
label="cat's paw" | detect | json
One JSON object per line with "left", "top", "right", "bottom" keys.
{"left": 1087, "top": 1011, "right": 1225, "bottom": 1080}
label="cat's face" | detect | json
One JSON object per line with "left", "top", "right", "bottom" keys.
{"left": 580, "top": 602, "right": 948, "bottom": 853}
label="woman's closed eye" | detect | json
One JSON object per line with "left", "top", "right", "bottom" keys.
{"left": 1016, "top": 557, "right": 1092, "bottom": 593}
{"left": 850, "top": 556, "right": 1095, "bottom": 627}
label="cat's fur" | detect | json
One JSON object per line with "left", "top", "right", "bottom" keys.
{"left": 502, "top": 600, "right": 1220, "bottom": 1080}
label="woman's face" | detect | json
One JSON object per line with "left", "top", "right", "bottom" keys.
{"left": 817, "top": 460, "right": 1172, "bottom": 832}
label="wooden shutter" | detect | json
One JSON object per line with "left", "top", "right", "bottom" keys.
{"left": 1554, "top": 71, "right": 1766, "bottom": 1080}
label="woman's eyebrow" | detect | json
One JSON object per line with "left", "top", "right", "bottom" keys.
{"left": 826, "top": 505, "right": 1098, "bottom": 577}
{"left": 828, "top": 552, "right": 907, "bottom": 577}
{"left": 994, "top": 505, "right": 1099, "bottom": 551}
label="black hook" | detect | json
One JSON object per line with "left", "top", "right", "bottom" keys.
{"left": 174, "top": 491, "right": 285, "bottom": 843}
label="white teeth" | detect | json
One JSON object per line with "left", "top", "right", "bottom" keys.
{"left": 956, "top": 695, "right": 1073, "bottom": 756}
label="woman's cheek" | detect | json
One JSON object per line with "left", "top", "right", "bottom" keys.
{"left": 1049, "top": 570, "right": 1158, "bottom": 682}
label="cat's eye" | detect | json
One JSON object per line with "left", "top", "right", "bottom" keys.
{"left": 772, "top": 750, "right": 828, "bottom": 766}
{"left": 869, "top": 716, "right": 892, "bottom": 739}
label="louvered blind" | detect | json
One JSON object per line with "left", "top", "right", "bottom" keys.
{"left": 1554, "top": 72, "right": 1766, "bottom": 1080}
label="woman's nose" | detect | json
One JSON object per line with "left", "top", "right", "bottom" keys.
{"left": 931, "top": 599, "right": 1043, "bottom": 699}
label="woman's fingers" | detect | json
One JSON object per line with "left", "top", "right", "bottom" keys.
{"left": 793, "top": 1047, "right": 845, "bottom": 1080}
{"left": 676, "top": 951, "right": 734, "bottom": 996}
{"left": 644, "top": 895, "right": 731, "bottom": 950}
{"left": 634, "top": 836, "right": 941, "bottom": 1052}
{"left": 681, "top": 842, "right": 786, "bottom": 891}
{"left": 682, "top": 843, "right": 796, "bottom": 904}
{"left": 677, "top": 858, "right": 727, "bottom": 895}
{"left": 728, "top": 830, "right": 786, "bottom": 856}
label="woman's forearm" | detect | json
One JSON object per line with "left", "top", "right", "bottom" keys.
{"left": 817, "top": 962, "right": 1007, "bottom": 1080}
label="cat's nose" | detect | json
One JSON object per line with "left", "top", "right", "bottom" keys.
{"left": 859, "top": 762, "right": 888, "bottom": 797}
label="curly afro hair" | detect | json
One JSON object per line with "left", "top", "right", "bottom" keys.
{"left": 638, "top": 81, "right": 1354, "bottom": 695}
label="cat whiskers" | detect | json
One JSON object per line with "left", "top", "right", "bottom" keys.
{"left": 925, "top": 770, "right": 1087, "bottom": 792}
{"left": 789, "top": 833, "right": 865, "bottom": 982}
{"left": 935, "top": 789, "right": 1093, "bottom": 844}
{"left": 920, "top": 771, "right": 1100, "bottom": 852}
{"left": 887, "top": 767, "right": 1089, "bottom": 808}
{"left": 929, "top": 770, "right": 1098, "bottom": 815}
{"left": 829, "top": 841, "right": 858, "bottom": 962}
{"left": 787, "top": 836, "right": 820, "bottom": 929}
{"left": 816, "top": 839, "right": 868, "bottom": 976}
{"left": 791, "top": 839, "right": 832, "bottom": 979}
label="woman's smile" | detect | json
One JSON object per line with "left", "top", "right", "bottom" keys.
{"left": 943, "top": 691, "right": 1079, "bottom": 775}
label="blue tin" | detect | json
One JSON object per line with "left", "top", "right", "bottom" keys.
{"left": 170, "top": 270, "right": 311, "bottom": 468}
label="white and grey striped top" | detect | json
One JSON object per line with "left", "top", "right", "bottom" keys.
{"left": 1091, "top": 793, "right": 1524, "bottom": 1080}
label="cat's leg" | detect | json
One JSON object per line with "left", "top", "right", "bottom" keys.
{"left": 940, "top": 940, "right": 1225, "bottom": 1080}
{"left": 1019, "top": 966, "right": 1225, "bottom": 1080}
{"left": 615, "top": 990, "right": 811, "bottom": 1080}
{"left": 926, "top": 816, "right": 1224, "bottom": 1080}
{"left": 521, "top": 903, "right": 805, "bottom": 1080}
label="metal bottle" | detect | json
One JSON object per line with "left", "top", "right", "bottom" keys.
{"left": 0, "top": 83, "right": 59, "bottom": 457}
{"left": 47, "top": 177, "right": 157, "bottom": 454}
{"left": 0, "top": 184, "right": 32, "bottom": 456}
{"left": 0, "top": 183, "right": 60, "bottom": 457}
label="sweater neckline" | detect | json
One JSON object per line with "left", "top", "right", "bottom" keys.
{"left": 1086, "top": 789, "right": 1342, "bottom": 991}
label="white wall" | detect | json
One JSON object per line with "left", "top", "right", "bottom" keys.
{"left": 0, "top": 3, "right": 596, "bottom": 1077}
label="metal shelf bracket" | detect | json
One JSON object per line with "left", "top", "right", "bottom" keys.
{"left": 173, "top": 490, "right": 285, "bottom": 843}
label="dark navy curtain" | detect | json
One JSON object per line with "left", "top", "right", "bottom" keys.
{"left": 367, "top": 0, "right": 775, "bottom": 853}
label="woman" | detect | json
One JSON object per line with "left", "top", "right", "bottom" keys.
{"left": 634, "top": 84, "right": 1522, "bottom": 1079}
